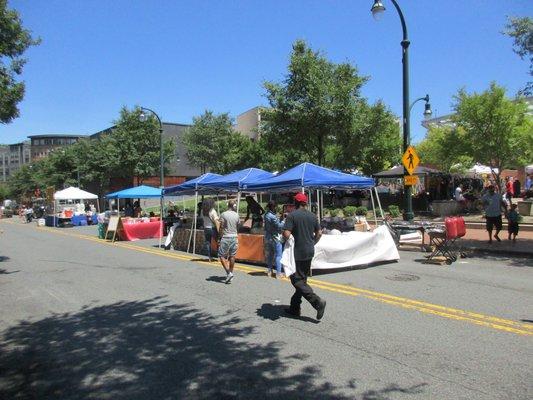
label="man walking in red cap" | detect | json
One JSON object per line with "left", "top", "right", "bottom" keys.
{"left": 282, "top": 192, "right": 326, "bottom": 320}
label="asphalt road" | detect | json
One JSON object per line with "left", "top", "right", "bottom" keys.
{"left": 0, "top": 220, "right": 532, "bottom": 400}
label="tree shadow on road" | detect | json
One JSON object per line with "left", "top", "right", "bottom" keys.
{"left": 0, "top": 296, "right": 427, "bottom": 400}
{"left": 468, "top": 252, "right": 533, "bottom": 268}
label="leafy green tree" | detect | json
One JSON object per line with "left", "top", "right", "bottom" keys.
{"left": 35, "top": 147, "right": 78, "bottom": 189}
{"left": 76, "top": 136, "right": 117, "bottom": 198}
{"left": 503, "top": 16, "right": 532, "bottom": 96}
{"left": 416, "top": 125, "right": 473, "bottom": 173}
{"left": 262, "top": 40, "right": 368, "bottom": 169}
{"left": 6, "top": 164, "right": 38, "bottom": 200}
{"left": 111, "top": 106, "right": 175, "bottom": 185}
{"left": 452, "top": 83, "right": 532, "bottom": 189}
{"left": 0, "top": 0, "right": 40, "bottom": 123}
{"left": 329, "top": 100, "right": 401, "bottom": 175}
{"left": 182, "top": 110, "right": 255, "bottom": 174}
{"left": 0, "top": 182, "right": 11, "bottom": 201}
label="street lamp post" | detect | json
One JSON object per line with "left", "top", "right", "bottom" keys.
{"left": 410, "top": 94, "right": 432, "bottom": 117}
{"left": 139, "top": 107, "right": 164, "bottom": 189}
{"left": 371, "top": 0, "right": 414, "bottom": 221}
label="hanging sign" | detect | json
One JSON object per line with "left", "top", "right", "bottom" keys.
{"left": 401, "top": 145, "right": 420, "bottom": 175}
{"left": 404, "top": 175, "right": 419, "bottom": 186}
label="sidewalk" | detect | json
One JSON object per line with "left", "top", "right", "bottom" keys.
{"left": 410, "top": 217, "right": 533, "bottom": 257}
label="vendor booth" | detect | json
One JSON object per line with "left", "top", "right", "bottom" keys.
{"left": 163, "top": 163, "right": 399, "bottom": 270}
{"left": 373, "top": 165, "right": 446, "bottom": 213}
{"left": 165, "top": 168, "right": 274, "bottom": 260}
{"left": 48, "top": 187, "right": 99, "bottom": 227}
{"left": 105, "top": 185, "right": 163, "bottom": 241}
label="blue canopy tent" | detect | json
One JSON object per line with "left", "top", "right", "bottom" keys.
{"left": 243, "top": 162, "right": 382, "bottom": 224}
{"left": 163, "top": 173, "right": 223, "bottom": 253}
{"left": 198, "top": 168, "right": 274, "bottom": 193}
{"left": 105, "top": 185, "right": 163, "bottom": 199}
{"left": 183, "top": 168, "right": 274, "bottom": 254}
{"left": 243, "top": 162, "right": 375, "bottom": 192}
{"left": 163, "top": 173, "right": 222, "bottom": 196}
{"left": 105, "top": 185, "right": 164, "bottom": 246}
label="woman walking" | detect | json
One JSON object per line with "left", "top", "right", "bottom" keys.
{"left": 264, "top": 200, "right": 284, "bottom": 278}
{"left": 202, "top": 198, "right": 219, "bottom": 261}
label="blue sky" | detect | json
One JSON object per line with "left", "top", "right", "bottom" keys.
{"left": 1, "top": 0, "right": 531, "bottom": 144}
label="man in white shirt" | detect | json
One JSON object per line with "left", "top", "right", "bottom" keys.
{"left": 482, "top": 185, "right": 507, "bottom": 244}
{"left": 454, "top": 184, "right": 467, "bottom": 211}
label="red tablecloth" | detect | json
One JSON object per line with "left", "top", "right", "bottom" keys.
{"left": 118, "top": 220, "right": 163, "bottom": 241}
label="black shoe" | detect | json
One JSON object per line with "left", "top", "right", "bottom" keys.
{"left": 284, "top": 307, "right": 301, "bottom": 317}
{"left": 316, "top": 300, "right": 326, "bottom": 320}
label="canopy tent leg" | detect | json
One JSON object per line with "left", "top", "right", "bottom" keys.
{"left": 369, "top": 189, "right": 378, "bottom": 227}
{"left": 374, "top": 187, "right": 385, "bottom": 220}
{"left": 320, "top": 189, "right": 324, "bottom": 221}
{"left": 158, "top": 195, "right": 163, "bottom": 249}
{"left": 187, "top": 191, "right": 198, "bottom": 253}
{"left": 236, "top": 191, "right": 241, "bottom": 218}
{"left": 316, "top": 189, "right": 320, "bottom": 220}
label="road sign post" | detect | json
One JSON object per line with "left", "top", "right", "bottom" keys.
{"left": 400, "top": 145, "right": 420, "bottom": 220}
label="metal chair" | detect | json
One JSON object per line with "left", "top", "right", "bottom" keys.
{"left": 426, "top": 217, "right": 464, "bottom": 264}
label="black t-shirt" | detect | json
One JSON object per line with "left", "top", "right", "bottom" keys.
{"left": 284, "top": 208, "right": 320, "bottom": 261}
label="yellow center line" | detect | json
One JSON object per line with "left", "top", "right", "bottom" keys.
{"left": 3, "top": 220, "right": 532, "bottom": 336}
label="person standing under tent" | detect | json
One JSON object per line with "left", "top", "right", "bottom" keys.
{"left": 264, "top": 200, "right": 284, "bottom": 279}
{"left": 201, "top": 198, "right": 219, "bottom": 262}
{"left": 218, "top": 200, "right": 240, "bottom": 284}
{"left": 244, "top": 195, "right": 264, "bottom": 229}
{"left": 283, "top": 193, "right": 326, "bottom": 320}
{"left": 133, "top": 201, "right": 142, "bottom": 218}
{"left": 482, "top": 185, "right": 507, "bottom": 244}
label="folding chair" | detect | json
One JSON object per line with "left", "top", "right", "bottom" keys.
{"left": 426, "top": 217, "right": 460, "bottom": 264}
{"left": 448, "top": 216, "right": 467, "bottom": 259}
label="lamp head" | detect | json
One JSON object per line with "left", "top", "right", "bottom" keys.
{"left": 423, "top": 95, "right": 432, "bottom": 119}
{"left": 371, "top": 0, "right": 386, "bottom": 20}
{"left": 424, "top": 103, "right": 432, "bottom": 118}
{"left": 139, "top": 111, "right": 147, "bottom": 122}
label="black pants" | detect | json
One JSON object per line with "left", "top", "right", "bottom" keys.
{"left": 289, "top": 259, "right": 321, "bottom": 311}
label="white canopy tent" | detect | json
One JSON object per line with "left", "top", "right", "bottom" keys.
{"left": 467, "top": 164, "right": 499, "bottom": 176}
{"left": 53, "top": 187, "right": 100, "bottom": 217}
{"left": 54, "top": 187, "right": 98, "bottom": 200}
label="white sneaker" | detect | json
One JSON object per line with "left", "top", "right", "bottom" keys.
{"left": 225, "top": 272, "right": 234, "bottom": 284}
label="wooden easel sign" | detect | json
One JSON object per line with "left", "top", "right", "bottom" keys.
{"left": 105, "top": 216, "right": 123, "bottom": 242}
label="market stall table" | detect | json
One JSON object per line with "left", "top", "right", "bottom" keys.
{"left": 71, "top": 214, "right": 98, "bottom": 226}
{"left": 118, "top": 219, "right": 163, "bottom": 241}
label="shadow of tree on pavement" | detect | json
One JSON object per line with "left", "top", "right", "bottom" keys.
{"left": 0, "top": 296, "right": 427, "bottom": 399}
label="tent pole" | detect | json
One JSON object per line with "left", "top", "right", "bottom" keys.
{"left": 236, "top": 191, "right": 241, "bottom": 218}
{"left": 370, "top": 188, "right": 378, "bottom": 227}
{"left": 187, "top": 191, "right": 197, "bottom": 253}
{"left": 192, "top": 192, "right": 198, "bottom": 255}
{"left": 374, "top": 187, "right": 385, "bottom": 220}
{"left": 158, "top": 195, "right": 163, "bottom": 249}
{"left": 316, "top": 189, "right": 320, "bottom": 219}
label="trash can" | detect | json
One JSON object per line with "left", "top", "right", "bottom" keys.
{"left": 98, "top": 223, "right": 106, "bottom": 239}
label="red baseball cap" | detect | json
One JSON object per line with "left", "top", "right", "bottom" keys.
{"left": 294, "top": 193, "right": 308, "bottom": 203}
